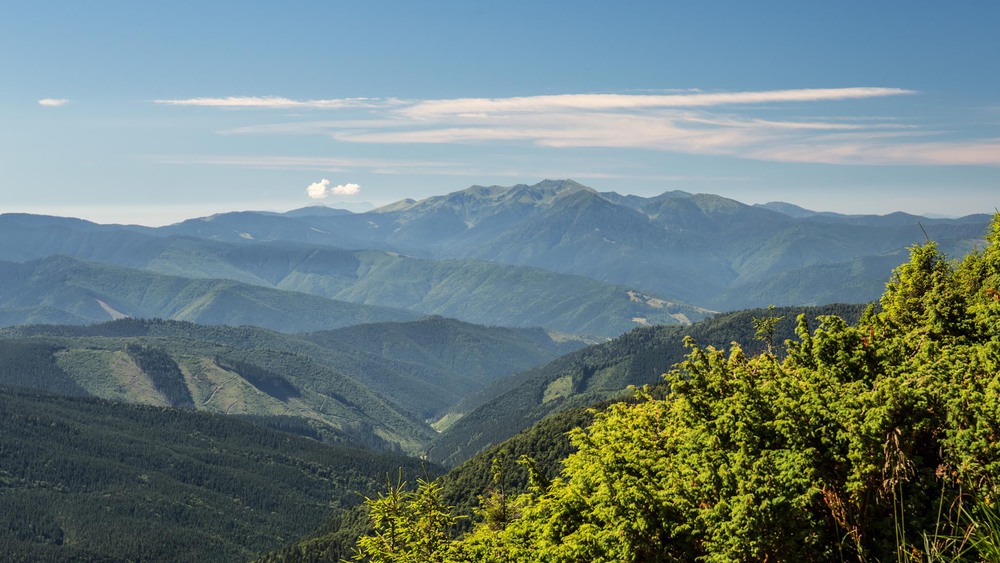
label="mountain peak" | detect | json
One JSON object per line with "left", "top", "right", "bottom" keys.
{"left": 283, "top": 205, "right": 354, "bottom": 218}
{"left": 456, "top": 179, "right": 594, "bottom": 202}
{"left": 753, "top": 201, "right": 820, "bottom": 218}
{"left": 371, "top": 180, "right": 596, "bottom": 222}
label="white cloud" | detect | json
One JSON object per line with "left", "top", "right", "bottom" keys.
{"left": 159, "top": 155, "right": 457, "bottom": 172}
{"left": 155, "top": 88, "right": 908, "bottom": 113}
{"left": 207, "top": 89, "right": 924, "bottom": 163}
{"left": 153, "top": 96, "right": 387, "bottom": 109}
{"left": 306, "top": 179, "right": 330, "bottom": 199}
{"left": 38, "top": 98, "right": 70, "bottom": 107}
{"left": 398, "top": 88, "right": 913, "bottom": 118}
{"left": 306, "top": 178, "right": 361, "bottom": 199}
{"left": 159, "top": 87, "right": 1000, "bottom": 167}
{"left": 331, "top": 182, "right": 361, "bottom": 195}
{"left": 748, "top": 137, "right": 1000, "bottom": 166}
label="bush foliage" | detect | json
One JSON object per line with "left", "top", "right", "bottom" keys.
{"left": 350, "top": 216, "right": 1000, "bottom": 562}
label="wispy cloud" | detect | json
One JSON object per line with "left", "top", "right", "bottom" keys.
{"left": 156, "top": 155, "right": 459, "bottom": 172}
{"left": 152, "top": 96, "right": 390, "bottom": 109}
{"left": 750, "top": 138, "right": 1000, "bottom": 166}
{"left": 397, "top": 88, "right": 913, "bottom": 118}
{"left": 154, "top": 154, "right": 751, "bottom": 184}
{"left": 155, "top": 88, "right": 1000, "bottom": 167}
{"left": 38, "top": 98, "right": 70, "bottom": 107}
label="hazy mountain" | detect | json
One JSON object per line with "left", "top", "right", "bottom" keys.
{"left": 282, "top": 205, "right": 355, "bottom": 218}
{"left": 153, "top": 180, "right": 990, "bottom": 310}
{"left": 0, "top": 255, "right": 418, "bottom": 331}
{"left": 0, "top": 221, "right": 709, "bottom": 337}
{"left": 753, "top": 201, "right": 823, "bottom": 218}
{"left": 2, "top": 180, "right": 990, "bottom": 320}
{"left": 303, "top": 317, "right": 590, "bottom": 419}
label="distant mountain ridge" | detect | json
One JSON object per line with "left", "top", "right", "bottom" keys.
{"left": 0, "top": 255, "right": 418, "bottom": 331}
{"left": 0, "top": 223, "right": 710, "bottom": 337}
{"left": 155, "top": 180, "right": 991, "bottom": 310}
{"left": 2, "top": 179, "right": 990, "bottom": 321}
{"left": 753, "top": 201, "right": 825, "bottom": 218}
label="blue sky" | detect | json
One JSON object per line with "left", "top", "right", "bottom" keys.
{"left": 2, "top": 1, "right": 998, "bottom": 225}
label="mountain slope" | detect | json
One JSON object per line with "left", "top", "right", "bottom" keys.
{"left": 285, "top": 181, "right": 990, "bottom": 308}
{"left": 157, "top": 180, "right": 988, "bottom": 310}
{"left": 0, "top": 315, "right": 585, "bottom": 428}
{"left": 0, "top": 329, "right": 436, "bottom": 451}
{"left": 0, "top": 222, "right": 710, "bottom": 336}
{"left": 426, "top": 303, "right": 867, "bottom": 466}
{"left": 3, "top": 181, "right": 990, "bottom": 317}
{"left": 0, "top": 256, "right": 418, "bottom": 332}
{"left": 303, "top": 317, "right": 590, "bottom": 419}
{"left": 0, "top": 386, "right": 437, "bottom": 562}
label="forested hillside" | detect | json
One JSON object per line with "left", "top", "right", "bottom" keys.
{"left": 0, "top": 330, "right": 436, "bottom": 451}
{"left": 261, "top": 405, "right": 599, "bottom": 563}
{"left": 0, "top": 387, "right": 438, "bottom": 562}
{"left": 427, "top": 303, "right": 865, "bottom": 466}
{"left": 303, "top": 317, "right": 590, "bottom": 418}
{"left": 0, "top": 317, "right": 586, "bottom": 426}
{"left": 277, "top": 217, "right": 1000, "bottom": 562}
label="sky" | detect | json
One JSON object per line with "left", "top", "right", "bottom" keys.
{"left": 2, "top": 1, "right": 998, "bottom": 225}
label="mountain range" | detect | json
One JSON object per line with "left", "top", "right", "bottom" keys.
{"left": 2, "top": 180, "right": 988, "bottom": 338}
{"left": 0, "top": 215, "right": 709, "bottom": 338}
{"left": 149, "top": 179, "right": 988, "bottom": 310}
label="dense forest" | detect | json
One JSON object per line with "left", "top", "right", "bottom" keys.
{"left": 0, "top": 387, "right": 439, "bottom": 562}
{"left": 286, "top": 217, "right": 1000, "bottom": 561}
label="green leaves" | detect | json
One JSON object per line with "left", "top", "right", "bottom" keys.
{"left": 348, "top": 215, "right": 1000, "bottom": 562}
{"left": 353, "top": 477, "right": 459, "bottom": 563}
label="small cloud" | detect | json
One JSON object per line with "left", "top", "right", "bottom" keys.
{"left": 306, "top": 179, "right": 360, "bottom": 199}
{"left": 38, "top": 98, "right": 70, "bottom": 107}
{"left": 306, "top": 179, "right": 331, "bottom": 199}
{"left": 331, "top": 182, "right": 361, "bottom": 195}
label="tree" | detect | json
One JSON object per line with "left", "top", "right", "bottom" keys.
{"left": 352, "top": 476, "right": 458, "bottom": 563}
